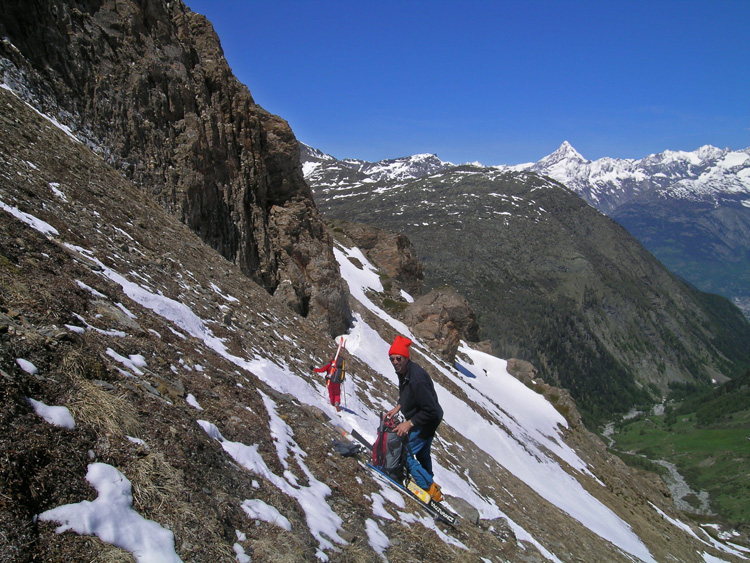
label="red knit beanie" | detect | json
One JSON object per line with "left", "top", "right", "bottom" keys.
{"left": 388, "top": 335, "right": 412, "bottom": 358}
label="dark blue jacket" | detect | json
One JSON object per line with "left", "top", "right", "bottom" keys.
{"left": 397, "top": 360, "right": 443, "bottom": 439}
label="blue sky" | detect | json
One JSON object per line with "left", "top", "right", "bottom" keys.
{"left": 184, "top": 0, "right": 749, "bottom": 166}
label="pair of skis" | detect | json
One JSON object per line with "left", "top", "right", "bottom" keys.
{"left": 325, "top": 338, "right": 347, "bottom": 409}
{"left": 340, "top": 427, "right": 459, "bottom": 527}
{"left": 331, "top": 337, "right": 346, "bottom": 372}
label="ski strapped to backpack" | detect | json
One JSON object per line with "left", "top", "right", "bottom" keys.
{"left": 327, "top": 337, "right": 346, "bottom": 385}
{"left": 330, "top": 337, "right": 345, "bottom": 377}
{"left": 336, "top": 418, "right": 459, "bottom": 526}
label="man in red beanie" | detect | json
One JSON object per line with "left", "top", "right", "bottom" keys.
{"left": 385, "top": 335, "right": 444, "bottom": 502}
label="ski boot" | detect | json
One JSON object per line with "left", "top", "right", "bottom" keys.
{"left": 427, "top": 481, "right": 443, "bottom": 502}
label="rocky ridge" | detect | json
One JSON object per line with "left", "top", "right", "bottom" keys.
{"left": 303, "top": 140, "right": 750, "bottom": 318}
{"left": 0, "top": 0, "right": 350, "bottom": 336}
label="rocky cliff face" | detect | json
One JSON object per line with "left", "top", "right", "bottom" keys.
{"left": 402, "top": 288, "right": 480, "bottom": 361}
{"left": 326, "top": 219, "right": 481, "bottom": 361}
{"left": 0, "top": 0, "right": 350, "bottom": 335}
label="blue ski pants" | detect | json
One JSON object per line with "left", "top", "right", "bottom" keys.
{"left": 406, "top": 427, "right": 435, "bottom": 489}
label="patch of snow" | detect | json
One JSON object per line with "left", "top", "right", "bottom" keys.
{"left": 16, "top": 358, "right": 38, "bottom": 375}
{"left": 0, "top": 197, "right": 59, "bottom": 235}
{"left": 38, "top": 463, "right": 182, "bottom": 562}
{"left": 240, "top": 499, "right": 291, "bottom": 531}
{"left": 27, "top": 397, "right": 75, "bottom": 429}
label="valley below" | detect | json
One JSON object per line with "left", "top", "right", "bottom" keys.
{"left": 605, "top": 375, "right": 750, "bottom": 528}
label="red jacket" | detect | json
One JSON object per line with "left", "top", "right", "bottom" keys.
{"left": 314, "top": 357, "right": 344, "bottom": 383}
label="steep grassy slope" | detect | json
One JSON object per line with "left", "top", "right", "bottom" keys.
{"left": 5, "top": 84, "right": 744, "bottom": 562}
{"left": 612, "top": 197, "right": 750, "bottom": 318}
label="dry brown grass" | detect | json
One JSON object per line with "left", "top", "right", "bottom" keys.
{"left": 128, "top": 451, "right": 184, "bottom": 514}
{"left": 61, "top": 348, "right": 109, "bottom": 381}
{"left": 127, "top": 452, "right": 236, "bottom": 561}
{"left": 250, "top": 528, "right": 310, "bottom": 562}
{"left": 0, "top": 261, "right": 31, "bottom": 309}
{"left": 84, "top": 539, "right": 135, "bottom": 563}
{"left": 67, "top": 379, "right": 140, "bottom": 438}
{"left": 336, "top": 539, "right": 382, "bottom": 563}
{"left": 63, "top": 350, "right": 141, "bottom": 438}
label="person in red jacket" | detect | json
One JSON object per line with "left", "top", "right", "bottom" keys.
{"left": 385, "top": 335, "right": 444, "bottom": 502}
{"left": 313, "top": 355, "right": 344, "bottom": 412}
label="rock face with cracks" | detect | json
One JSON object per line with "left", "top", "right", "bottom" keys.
{"left": 0, "top": 0, "right": 350, "bottom": 337}
{"left": 402, "top": 287, "right": 480, "bottom": 361}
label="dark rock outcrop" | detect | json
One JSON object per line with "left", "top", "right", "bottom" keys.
{"left": 0, "top": 0, "right": 349, "bottom": 335}
{"left": 403, "top": 287, "right": 479, "bottom": 361}
{"left": 327, "top": 219, "right": 424, "bottom": 298}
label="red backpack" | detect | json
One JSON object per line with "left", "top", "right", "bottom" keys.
{"left": 372, "top": 415, "right": 407, "bottom": 482}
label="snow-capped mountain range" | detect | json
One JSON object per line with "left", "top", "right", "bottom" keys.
{"left": 303, "top": 141, "right": 750, "bottom": 214}
{"left": 302, "top": 142, "right": 750, "bottom": 317}
{"left": 509, "top": 141, "right": 750, "bottom": 213}
{"left": 302, "top": 145, "right": 449, "bottom": 185}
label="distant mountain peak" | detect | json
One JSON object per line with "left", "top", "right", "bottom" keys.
{"left": 534, "top": 141, "right": 588, "bottom": 170}
{"left": 528, "top": 142, "right": 750, "bottom": 208}
{"left": 299, "top": 142, "right": 336, "bottom": 162}
{"left": 556, "top": 141, "right": 586, "bottom": 159}
{"left": 300, "top": 144, "right": 452, "bottom": 184}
